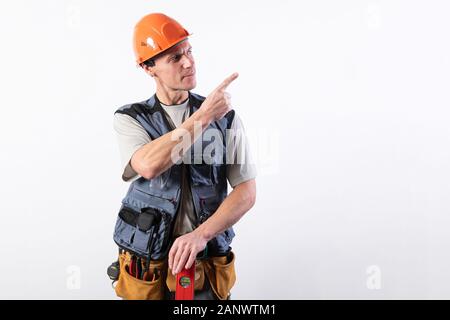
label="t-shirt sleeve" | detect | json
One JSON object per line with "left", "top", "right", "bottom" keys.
{"left": 226, "top": 113, "right": 258, "bottom": 188}
{"left": 113, "top": 113, "right": 151, "bottom": 182}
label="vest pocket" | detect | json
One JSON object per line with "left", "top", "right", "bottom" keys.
{"left": 132, "top": 187, "right": 178, "bottom": 215}
{"left": 134, "top": 186, "right": 175, "bottom": 201}
{"left": 114, "top": 215, "right": 155, "bottom": 257}
{"left": 199, "top": 195, "right": 221, "bottom": 215}
{"left": 224, "top": 228, "right": 235, "bottom": 242}
{"left": 114, "top": 205, "right": 169, "bottom": 259}
{"left": 114, "top": 214, "right": 136, "bottom": 247}
{"left": 190, "top": 164, "right": 214, "bottom": 186}
{"left": 132, "top": 229, "right": 152, "bottom": 253}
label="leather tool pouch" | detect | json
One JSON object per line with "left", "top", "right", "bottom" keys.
{"left": 114, "top": 251, "right": 167, "bottom": 300}
{"left": 203, "top": 251, "right": 236, "bottom": 300}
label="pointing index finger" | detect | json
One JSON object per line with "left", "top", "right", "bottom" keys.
{"left": 216, "top": 72, "right": 239, "bottom": 91}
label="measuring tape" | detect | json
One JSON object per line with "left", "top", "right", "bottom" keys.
{"left": 175, "top": 263, "right": 196, "bottom": 300}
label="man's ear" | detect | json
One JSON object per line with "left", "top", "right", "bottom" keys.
{"left": 142, "top": 65, "right": 156, "bottom": 78}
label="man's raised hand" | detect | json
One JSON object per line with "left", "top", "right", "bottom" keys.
{"left": 200, "top": 72, "right": 239, "bottom": 122}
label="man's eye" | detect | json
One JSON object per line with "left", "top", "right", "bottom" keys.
{"left": 172, "top": 55, "right": 181, "bottom": 61}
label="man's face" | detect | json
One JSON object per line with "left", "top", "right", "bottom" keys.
{"left": 149, "top": 40, "right": 196, "bottom": 91}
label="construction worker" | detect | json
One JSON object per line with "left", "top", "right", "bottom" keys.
{"left": 111, "top": 13, "right": 257, "bottom": 300}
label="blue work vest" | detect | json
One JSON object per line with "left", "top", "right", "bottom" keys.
{"left": 113, "top": 92, "right": 235, "bottom": 259}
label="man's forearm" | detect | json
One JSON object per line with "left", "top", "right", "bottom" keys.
{"left": 195, "top": 179, "right": 256, "bottom": 242}
{"left": 131, "top": 109, "right": 212, "bottom": 179}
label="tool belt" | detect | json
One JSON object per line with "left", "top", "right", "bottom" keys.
{"left": 112, "top": 249, "right": 236, "bottom": 300}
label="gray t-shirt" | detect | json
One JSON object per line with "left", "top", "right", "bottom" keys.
{"left": 113, "top": 99, "right": 257, "bottom": 238}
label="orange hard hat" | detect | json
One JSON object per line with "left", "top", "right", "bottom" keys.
{"left": 133, "top": 13, "right": 191, "bottom": 65}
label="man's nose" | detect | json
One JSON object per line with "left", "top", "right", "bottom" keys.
{"left": 181, "top": 54, "right": 194, "bottom": 69}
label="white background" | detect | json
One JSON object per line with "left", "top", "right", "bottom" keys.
{"left": 0, "top": 0, "right": 449, "bottom": 299}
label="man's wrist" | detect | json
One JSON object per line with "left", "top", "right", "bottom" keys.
{"left": 195, "top": 222, "right": 215, "bottom": 242}
{"left": 194, "top": 108, "right": 213, "bottom": 128}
